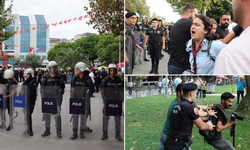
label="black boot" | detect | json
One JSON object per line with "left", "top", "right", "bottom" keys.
{"left": 149, "top": 66, "right": 154, "bottom": 74}
{"left": 57, "top": 128, "right": 62, "bottom": 138}
{"left": 6, "top": 124, "right": 10, "bottom": 131}
{"left": 41, "top": 127, "right": 50, "bottom": 137}
{"left": 154, "top": 66, "right": 159, "bottom": 74}
{"left": 71, "top": 129, "right": 78, "bottom": 140}
{"left": 84, "top": 127, "right": 92, "bottom": 132}
{"left": 115, "top": 131, "right": 123, "bottom": 141}
{"left": 101, "top": 130, "right": 108, "bottom": 140}
{"left": 80, "top": 129, "right": 85, "bottom": 139}
{"left": 0, "top": 123, "right": 6, "bottom": 129}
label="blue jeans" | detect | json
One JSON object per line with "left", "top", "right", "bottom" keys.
{"left": 168, "top": 64, "right": 184, "bottom": 74}
{"left": 158, "top": 87, "right": 161, "bottom": 94}
{"left": 158, "top": 130, "right": 192, "bottom": 150}
{"left": 197, "top": 89, "right": 202, "bottom": 98}
{"left": 129, "top": 87, "right": 133, "bottom": 95}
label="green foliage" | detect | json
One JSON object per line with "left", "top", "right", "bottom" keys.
{"left": 206, "top": 0, "right": 233, "bottom": 24}
{"left": 96, "top": 34, "right": 124, "bottom": 64}
{"left": 25, "top": 53, "right": 43, "bottom": 68}
{"left": 0, "top": 0, "right": 16, "bottom": 48}
{"left": 84, "top": 0, "right": 124, "bottom": 37}
{"left": 125, "top": 0, "right": 151, "bottom": 22}
{"left": 55, "top": 48, "right": 91, "bottom": 74}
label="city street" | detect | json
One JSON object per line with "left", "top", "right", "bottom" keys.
{"left": 0, "top": 83, "right": 124, "bottom": 150}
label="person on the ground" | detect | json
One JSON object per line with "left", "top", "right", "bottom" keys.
{"left": 213, "top": 0, "right": 250, "bottom": 74}
{"left": 236, "top": 77, "right": 246, "bottom": 104}
{"left": 168, "top": 4, "right": 198, "bottom": 74}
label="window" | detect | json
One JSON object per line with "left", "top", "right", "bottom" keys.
{"left": 19, "top": 16, "right": 31, "bottom": 53}
{"left": 20, "top": 55, "right": 25, "bottom": 60}
{"left": 35, "top": 15, "right": 47, "bottom": 53}
{"left": 42, "top": 55, "right": 47, "bottom": 60}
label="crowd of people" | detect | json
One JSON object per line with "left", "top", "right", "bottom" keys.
{"left": 126, "top": 0, "right": 250, "bottom": 74}
{"left": 0, "top": 61, "right": 124, "bottom": 142}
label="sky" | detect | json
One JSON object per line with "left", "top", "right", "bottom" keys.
{"left": 5, "top": 0, "right": 98, "bottom": 39}
{"left": 147, "top": 0, "right": 181, "bottom": 23}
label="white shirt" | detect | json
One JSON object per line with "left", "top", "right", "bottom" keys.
{"left": 158, "top": 82, "right": 162, "bottom": 87}
{"left": 128, "top": 82, "right": 133, "bottom": 87}
{"left": 214, "top": 26, "right": 250, "bottom": 74}
{"left": 89, "top": 72, "right": 95, "bottom": 83}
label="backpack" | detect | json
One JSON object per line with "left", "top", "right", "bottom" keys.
{"left": 199, "top": 104, "right": 228, "bottom": 140}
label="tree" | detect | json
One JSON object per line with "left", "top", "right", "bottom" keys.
{"left": 235, "top": 76, "right": 250, "bottom": 113}
{"left": 0, "top": 0, "right": 16, "bottom": 50}
{"left": 135, "top": 76, "right": 147, "bottom": 88}
{"left": 166, "top": 0, "right": 231, "bottom": 15}
{"left": 125, "top": 0, "right": 150, "bottom": 22}
{"left": 206, "top": 0, "right": 233, "bottom": 24}
{"left": 47, "top": 42, "right": 75, "bottom": 61}
{"left": 96, "top": 34, "right": 124, "bottom": 64}
{"left": 74, "top": 34, "right": 100, "bottom": 66}
{"left": 25, "top": 53, "right": 43, "bottom": 68}
{"left": 84, "top": 0, "right": 124, "bottom": 37}
{"left": 55, "top": 48, "right": 91, "bottom": 76}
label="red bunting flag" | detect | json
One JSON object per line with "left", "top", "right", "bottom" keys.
{"left": 27, "top": 29, "right": 29, "bottom": 31}
{"left": 46, "top": 24, "right": 49, "bottom": 29}
{"left": 23, "top": 29, "right": 26, "bottom": 31}
{"left": 15, "top": 32, "right": 18, "bottom": 35}
{"left": 78, "top": 16, "right": 83, "bottom": 20}
{"left": 59, "top": 21, "right": 62, "bottom": 25}
{"left": 17, "top": 45, "right": 18, "bottom": 47}
{"left": 37, "top": 27, "right": 39, "bottom": 29}
{"left": 84, "top": 15, "right": 88, "bottom": 18}
{"left": 23, "top": 46, "right": 25, "bottom": 48}
{"left": 68, "top": 19, "right": 72, "bottom": 22}
{"left": 11, "top": 44, "right": 13, "bottom": 46}
{"left": 52, "top": 23, "right": 57, "bottom": 26}
{"left": 32, "top": 28, "right": 36, "bottom": 30}
{"left": 29, "top": 47, "right": 34, "bottom": 53}
{"left": 41, "top": 26, "right": 44, "bottom": 29}
{"left": 64, "top": 20, "right": 67, "bottom": 24}
{"left": 42, "top": 48, "right": 44, "bottom": 50}
{"left": 73, "top": 17, "right": 77, "bottom": 20}
{"left": 4, "top": 43, "right": 6, "bottom": 45}
{"left": 8, "top": 44, "right": 9, "bottom": 46}
{"left": 15, "top": 45, "right": 16, "bottom": 47}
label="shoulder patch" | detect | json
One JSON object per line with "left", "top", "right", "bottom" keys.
{"left": 193, "top": 107, "right": 199, "bottom": 115}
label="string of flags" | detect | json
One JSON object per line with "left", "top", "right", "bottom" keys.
{"left": 0, "top": 41, "right": 48, "bottom": 51}
{"left": 14, "top": 14, "right": 94, "bottom": 35}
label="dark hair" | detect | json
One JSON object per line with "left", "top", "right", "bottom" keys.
{"left": 196, "top": 15, "right": 220, "bottom": 40}
{"left": 176, "top": 83, "right": 184, "bottom": 97}
{"left": 221, "top": 12, "right": 231, "bottom": 18}
{"left": 152, "top": 18, "right": 158, "bottom": 22}
{"left": 221, "top": 92, "right": 235, "bottom": 102}
{"left": 182, "top": 4, "right": 198, "bottom": 15}
{"left": 210, "top": 18, "right": 217, "bottom": 25}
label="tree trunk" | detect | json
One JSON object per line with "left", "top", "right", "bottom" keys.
{"left": 235, "top": 75, "right": 250, "bottom": 112}
{"left": 92, "top": 60, "right": 95, "bottom": 67}
{"left": 136, "top": 79, "right": 140, "bottom": 88}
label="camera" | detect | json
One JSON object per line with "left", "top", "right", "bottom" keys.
{"left": 231, "top": 112, "right": 245, "bottom": 121}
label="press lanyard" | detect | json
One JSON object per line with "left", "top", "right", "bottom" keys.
{"left": 190, "top": 41, "right": 202, "bottom": 72}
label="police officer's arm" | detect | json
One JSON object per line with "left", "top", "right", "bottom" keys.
{"left": 144, "top": 35, "right": 149, "bottom": 50}
{"left": 71, "top": 77, "right": 75, "bottom": 94}
{"left": 162, "top": 36, "right": 165, "bottom": 50}
{"left": 101, "top": 79, "right": 107, "bottom": 100}
{"left": 167, "top": 31, "right": 170, "bottom": 41}
{"left": 193, "top": 118, "right": 214, "bottom": 131}
{"left": 4, "top": 91, "right": 15, "bottom": 99}
{"left": 87, "top": 77, "right": 94, "bottom": 96}
{"left": 141, "top": 31, "right": 146, "bottom": 37}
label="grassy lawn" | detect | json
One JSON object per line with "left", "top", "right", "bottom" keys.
{"left": 125, "top": 94, "right": 250, "bottom": 150}
{"left": 214, "top": 84, "right": 246, "bottom": 94}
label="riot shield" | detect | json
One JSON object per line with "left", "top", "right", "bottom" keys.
{"left": 134, "top": 31, "right": 141, "bottom": 65}
{"left": 9, "top": 84, "right": 28, "bottom": 136}
{"left": 125, "top": 35, "right": 133, "bottom": 74}
{"left": 68, "top": 86, "right": 92, "bottom": 138}
{"left": 0, "top": 84, "right": 6, "bottom": 130}
{"left": 101, "top": 87, "right": 124, "bottom": 135}
{"left": 40, "top": 86, "right": 62, "bottom": 138}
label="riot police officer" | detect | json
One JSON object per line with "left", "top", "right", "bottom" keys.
{"left": 133, "top": 12, "right": 142, "bottom": 32}
{"left": 70, "top": 62, "right": 94, "bottom": 140}
{"left": 41, "top": 61, "right": 65, "bottom": 138}
{"left": 164, "top": 83, "right": 214, "bottom": 150}
{"left": 101, "top": 63, "right": 123, "bottom": 141}
{"left": 22, "top": 69, "right": 37, "bottom": 136}
{"left": 158, "top": 18, "right": 165, "bottom": 59}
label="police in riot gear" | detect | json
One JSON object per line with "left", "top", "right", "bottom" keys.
{"left": 101, "top": 63, "right": 123, "bottom": 141}
{"left": 70, "top": 62, "right": 94, "bottom": 140}
{"left": 141, "top": 15, "right": 150, "bottom": 61}
{"left": 158, "top": 18, "right": 165, "bottom": 59}
{"left": 133, "top": 12, "right": 142, "bottom": 32}
{"left": 41, "top": 61, "right": 65, "bottom": 138}
{"left": 2, "top": 69, "right": 18, "bottom": 131}
{"left": 22, "top": 69, "right": 37, "bottom": 136}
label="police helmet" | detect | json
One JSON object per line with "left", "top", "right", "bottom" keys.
{"left": 48, "top": 61, "right": 58, "bottom": 73}
{"left": 158, "top": 18, "right": 162, "bottom": 21}
{"left": 4, "top": 69, "right": 14, "bottom": 79}
{"left": 135, "top": 12, "right": 140, "bottom": 18}
{"left": 107, "top": 63, "right": 118, "bottom": 75}
{"left": 24, "top": 68, "right": 34, "bottom": 78}
{"left": 142, "top": 15, "right": 148, "bottom": 21}
{"left": 75, "top": 62, "right": 87, "bottom": 72}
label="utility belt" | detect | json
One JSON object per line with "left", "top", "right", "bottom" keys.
{"left": 168, "top": 136, "right": 193, "bottom": 150}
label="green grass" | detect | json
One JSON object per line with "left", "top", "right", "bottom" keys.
{"left": 214, "top": 84, "right": 246, "bottom": 94}
{"left": 125, "top": 95, "right": 250, "bottom": 150}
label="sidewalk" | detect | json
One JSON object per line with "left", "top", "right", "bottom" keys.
{"left": 133, "top": 51, "right": 169, "bottom": 75}
{"left": 0, "top": 83, "right": 124, "bottom": 150}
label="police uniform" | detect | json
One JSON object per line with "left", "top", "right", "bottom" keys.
{"left": 141, "top": 23, "right": 149, "bottom": 61}
{"left": 101, "top": 75, "right": 123, "bottom": 141}
{"left": 146, "top": 26, "right": 164, "bottom": 74}
{"left": 41, "top": 72, "right": 65, "bottom": 138}
{"left": 125, "top": 22, "right": 136, "bottom": 74}
{"left": 165, "top": 83, "right": 199, "bottom": 150}
{"left": 71, "top": 74, "right": 93, "bottom": 139}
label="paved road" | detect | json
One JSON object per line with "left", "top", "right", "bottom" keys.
{"left": 0, "top": 83, "right": 124, "bottom": 150}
